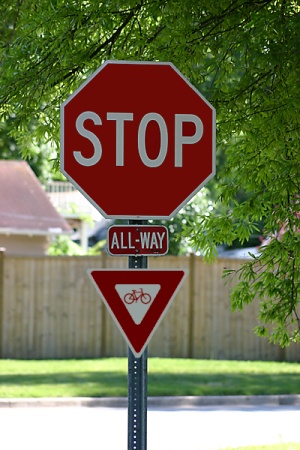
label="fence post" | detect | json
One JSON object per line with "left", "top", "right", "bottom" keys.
{"left": 278, "top": 345, "right": 286, "bottom": 362}
{"left": 188, "top": 252, "right": 195, "bottom": 358}
{"left": 0, "top": 248, "right": 5, "bottom": 358}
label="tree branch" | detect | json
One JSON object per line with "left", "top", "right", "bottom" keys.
{"left": 53, "top": 4, "right": 143, "bottom": 87}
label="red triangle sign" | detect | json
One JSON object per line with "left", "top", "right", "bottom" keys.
{"left": 88, "top": 269, "right": 187, "bottom": 357}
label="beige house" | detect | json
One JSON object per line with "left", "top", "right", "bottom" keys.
{"left": 0, "top": 160, "right": 71, "bottom": 255}
{"left": 46, "top": 180, "right": 103, "bottom": 251}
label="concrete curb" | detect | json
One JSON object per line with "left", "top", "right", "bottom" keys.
{"left": 1, "top": 395, "right": 300, "bottom": 408}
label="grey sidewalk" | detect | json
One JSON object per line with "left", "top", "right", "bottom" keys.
{"left": 1, "top": 394, "right": 300, "bottom": 408}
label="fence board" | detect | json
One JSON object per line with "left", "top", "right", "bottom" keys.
{"left": 1, "top": 253, "right": 299, "bottom": 361}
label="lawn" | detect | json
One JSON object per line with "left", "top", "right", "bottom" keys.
{"left": 0, "top": 358, "right": 299, "bottom": 398}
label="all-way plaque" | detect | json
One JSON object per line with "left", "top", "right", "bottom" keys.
{"left": 107, "top": 225, "right": 168, "bottom": 256}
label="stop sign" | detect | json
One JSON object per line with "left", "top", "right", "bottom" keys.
{"left": 61, "top": 61, "right": 215, "bottom": 219}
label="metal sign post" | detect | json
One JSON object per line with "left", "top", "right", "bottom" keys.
{"left": 128, "top": 219, "right": 148, "bottom": 450}
{"left": 128, "top": 347, "right": 148, "bottom": 450}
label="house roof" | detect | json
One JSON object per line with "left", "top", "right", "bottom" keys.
{"left": 0, "top": 160, "right": 71, "bottom": 235}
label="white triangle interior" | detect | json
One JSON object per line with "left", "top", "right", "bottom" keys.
{"left": 115, "top": 284, "right": 161, "bottom": 325}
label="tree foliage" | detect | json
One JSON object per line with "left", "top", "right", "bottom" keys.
{"left": 0, "top": 0, "right": 299, "bottom": 346}
{"left": 117, "top": 188, "right": 214, "bottom": 255}
{"left": 155, "top": 188, "right": 215, "bottom": 255}
{"left": 0, "top": 117, "right": 58, "bottom": 182}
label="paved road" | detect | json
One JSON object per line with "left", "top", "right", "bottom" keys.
{"left": 1, "top": 404, "right": 300, "bottom": 450}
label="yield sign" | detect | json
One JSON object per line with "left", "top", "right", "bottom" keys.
{"left": 88, "top": 269, "right": 187, "bottom": 357}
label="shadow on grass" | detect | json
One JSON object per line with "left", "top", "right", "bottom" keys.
{"left": 0, "top": 371, "right": 127, "bottom": 397}
{"left": 0, "top": 371, "right": 299, "bottom": 397}
{"left": 148, "top": 372, "right": 300, "bottom": 396}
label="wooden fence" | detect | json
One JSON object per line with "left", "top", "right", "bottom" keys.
{"left": 0, "top": 250, "right": 298, "bottom": 361}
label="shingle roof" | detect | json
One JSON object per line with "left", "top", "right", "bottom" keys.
{"left": 0, "top": 160, "right": 71, "bottom": 234}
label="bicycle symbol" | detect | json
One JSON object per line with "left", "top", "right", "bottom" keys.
{"left": 124, "top": 288, "right": 152, "bottom": 305}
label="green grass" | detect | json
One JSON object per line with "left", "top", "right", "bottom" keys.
{"left": 0, "top": 358, "right": 299, "bottom": 398}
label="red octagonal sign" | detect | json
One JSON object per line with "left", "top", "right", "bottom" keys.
{"left": 61, "top": 61, "right": 215, "bottom": 219}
